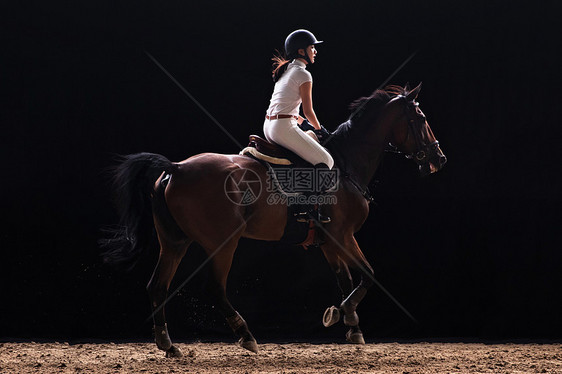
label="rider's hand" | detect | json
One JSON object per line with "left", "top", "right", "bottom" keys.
{"left": 313, "top": 126, "right": 331, "bottom": 142}
{"left": 299, "top": 119, "right": 315, "bottom": 132}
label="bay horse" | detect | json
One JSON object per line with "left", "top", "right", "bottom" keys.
{"left": 101, "top": 83, "right": 446, "bottom": 357}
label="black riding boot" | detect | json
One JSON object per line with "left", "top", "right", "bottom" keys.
{"left": 315, "top": 163, "right": 334, "bottom": 224}
{"left": 294, "top": 163, "right": 333, "bottom": 224}
{"left": 315, "top": 193, "right": 332, "bottom": 224}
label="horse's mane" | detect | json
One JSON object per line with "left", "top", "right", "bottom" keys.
{"left": 331, "top": 85, "right": 407, "bottom": 140}
{"left": 348, "top": 85, "right": 406, "bottom": 118}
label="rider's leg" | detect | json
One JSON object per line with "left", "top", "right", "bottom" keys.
{"left": 263, "top": 118, "right": 334, "bottom": 169}
{"left": 264, "top": 118, "right": 335, "bottom": 224}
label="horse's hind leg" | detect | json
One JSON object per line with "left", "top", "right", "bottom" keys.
{"left": 202, "top": 235, "right": 258, "bottom": 353}
{"left": 147, "top": 192, "right": 191, "bottom": 357}
{"left": 147, "top": 237, "right": 190, "bottom": 357}
{"left": 147, "top": 175, "right": 192, "bottom": 357}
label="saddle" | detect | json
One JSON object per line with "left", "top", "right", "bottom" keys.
{"left": 240, "top": 135, "right": 307, "bottom": 166}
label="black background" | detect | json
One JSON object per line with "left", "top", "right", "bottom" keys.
{"left": 3, "top": 1, "right": 561, "bottom": 342}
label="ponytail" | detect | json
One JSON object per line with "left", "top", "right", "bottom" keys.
{"left": 271, "top": 50, "right": 290, "bottom": 83}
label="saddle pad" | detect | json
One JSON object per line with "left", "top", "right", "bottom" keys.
{"left": 240, "top": 147, "right": 292, "bottom": 165}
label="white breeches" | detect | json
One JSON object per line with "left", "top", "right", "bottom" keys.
{"left": 263, "top": 118, "right": 335, "bottom": 169}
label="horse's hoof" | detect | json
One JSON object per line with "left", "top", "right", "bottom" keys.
{"left": 165, "top": 345, "right": 183, "bottom": 358}
{"left": 346, "top": 330, "right": 365, "bottom": 344}
{"left": 239, "top": 338, "right": 259, "bottom": 353}
{"left": 322, "top": 305, "right": 341, "bottom": 327}
{"left": 154, "top": 324, "right": 172, "bottom": 351}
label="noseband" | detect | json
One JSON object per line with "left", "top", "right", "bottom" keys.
{"left": 386, "top": 96, "right": 439, "bottom": 165}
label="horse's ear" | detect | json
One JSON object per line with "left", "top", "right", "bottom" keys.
{"left": 404, "top": 82, "right": 411, "bottom": 91}
{"left": 406, "top": 82, "right": 422, "bottom": 101}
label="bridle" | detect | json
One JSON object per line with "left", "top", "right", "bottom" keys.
{"left": 386, "top": 95, "right": 440, "bottom": 167}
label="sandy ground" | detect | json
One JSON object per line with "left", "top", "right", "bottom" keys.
{"left": 0, "top": 341, "right": 561, "bottom": 373}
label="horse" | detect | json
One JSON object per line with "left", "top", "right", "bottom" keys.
{"left": 101, "top": 83, "right": 446, "bottom": 357}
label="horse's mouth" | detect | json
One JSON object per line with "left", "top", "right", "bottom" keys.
{"left": 420, "top": 153, "right": 447, "bottom": 177}
{"left": 429, "top": 162, "right": 440, "bottom": 174}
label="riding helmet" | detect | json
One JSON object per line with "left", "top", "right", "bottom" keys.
{"left": 284, "top": 29, "right": 323, "bottom": 59}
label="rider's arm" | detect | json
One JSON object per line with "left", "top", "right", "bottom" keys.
{"left": 299, "top": 81, "right": 321, "bottom": 130}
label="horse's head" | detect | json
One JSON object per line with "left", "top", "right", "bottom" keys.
{"left": 387, "top": 83, "right": 447, "bottom": 176}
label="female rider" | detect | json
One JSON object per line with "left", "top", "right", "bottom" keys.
{"left": 264, "top": 29, "right": 334, "bottom": 223}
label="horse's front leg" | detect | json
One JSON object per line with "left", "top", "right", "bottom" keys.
{"left": 321, "top": 236, "right": 373, "bottom": 344}
{"left": 340, "top": 236, "right": 374, "bottom": 343}
{"left": 321, "top": 252, "right": 352, "bottom": 326}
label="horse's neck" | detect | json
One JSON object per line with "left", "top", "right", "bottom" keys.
{"left": 336, "top": 113, "right": 395, "bottom": 188}
{"left": 343, "top": 136, "right": 386, "bottom": 188}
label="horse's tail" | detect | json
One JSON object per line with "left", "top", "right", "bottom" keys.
{"left": 100, "top": 152, "right": 176, "bottom": 269}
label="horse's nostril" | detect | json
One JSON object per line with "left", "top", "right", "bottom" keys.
{"left": 440, "top": 155, "right": 447, "bottom": 166}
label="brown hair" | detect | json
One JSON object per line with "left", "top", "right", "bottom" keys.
{"left": 271, "top": 50, "right": 290, "bottom": 83}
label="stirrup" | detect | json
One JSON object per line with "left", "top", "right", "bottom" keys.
{"left": 295, "top": 211, "right": 310, "bottom": 223}
{"left": 318, "top": 213, "right": 331, "bottom": 224}
{"left": 295, "top": 211, "right": 331, "bottom": 224}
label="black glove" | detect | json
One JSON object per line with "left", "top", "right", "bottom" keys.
{"left": 299, "top": 120, "right": 331, "bottom": 143}
{"left": 299, "top": 119, "right": 315, "bottom": 132}
{"left": 313, "top": 126, "right": 331, "bottom": 142}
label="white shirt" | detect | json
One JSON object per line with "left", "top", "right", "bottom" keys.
{"left": 266, "top": 59, "right": 312, "bottom": 118}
